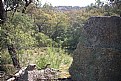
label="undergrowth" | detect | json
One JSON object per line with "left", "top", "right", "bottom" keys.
{"left": 36, "top": 46, "right": 72, "bottom": 69}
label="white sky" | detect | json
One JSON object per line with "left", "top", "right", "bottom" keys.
{"left": 41, "top": 0, "right": 106, "bottom": 7}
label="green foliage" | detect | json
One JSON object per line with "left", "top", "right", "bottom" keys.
{"left": 36, "top": 47, "right": 72, "bottom": 69}
{"left": 35, "top": 32, "right": 58, "bottom": 47}
{"left": 1, "top": 13, "right": 36, "bottom": 49}
{"left": 0, "top": 12, "right": 36, "bottom": 69}
{"left": 0, "top": 50, "right": 12, "bottom": 65}
{"left": 26, "top": 5, "right": 70, "bottom": 43}
{"left": 1, "top": 0, "right": 121, "bottom": 73}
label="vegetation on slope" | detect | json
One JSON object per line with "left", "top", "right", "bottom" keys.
{"left": 0, "top": 0, "right": 121, "bottom": 77}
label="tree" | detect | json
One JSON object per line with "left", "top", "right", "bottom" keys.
{"left": 0, "top": 0, "right": 34, "bottom": 24}
{"left": 0, "top": 0, "right": 6, "bottom": 24}
{"left": 0, "top": 12, "right": 35, "bottom": 68}
{"left": 26, "top": 4, "right": 70, "bottom": 45}
{"left": 105, "top": 0, "right": 121, "bottom": 15}
{"left": 95, "top": 0, "right": 103, "bottom": 7}
{"left": 51, "top": 12, "right": 70, "bottom": 42}
{"left": 0, "top": 0, "right": 35, "bottom": 68}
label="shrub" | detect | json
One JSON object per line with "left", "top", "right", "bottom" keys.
{"left": 36, "top": 47, "right": 72, "bottom": 69}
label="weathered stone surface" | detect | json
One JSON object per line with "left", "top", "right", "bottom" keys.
{"left": 7, "top": 64, "right": 59, "bottom": 81}
{"left": 69, "top": 16, "right": 121, "bottom": 81}
{"left": 83, "top": 16, "right": 121, "bottom": 49}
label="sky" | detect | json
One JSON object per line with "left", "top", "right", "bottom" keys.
{"left": 41, "top": 0, "right": 106, "bottom": 7}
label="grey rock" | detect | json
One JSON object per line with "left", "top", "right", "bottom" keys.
{"left": 69, "top": 16, "right": 121, "bottom": 81}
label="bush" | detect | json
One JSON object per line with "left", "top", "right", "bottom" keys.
{"left": 35, "top": 33, "right": 58, "bottom": 47}
{"left": 36, "top": 47, "right": 72, "bottom": 69}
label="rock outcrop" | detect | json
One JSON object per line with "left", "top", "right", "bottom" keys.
{"left": 69, "top": 16, "right": 121, "bottom": 81}
{"left": 7, "top": 64, "right": 59, "bottom": 81}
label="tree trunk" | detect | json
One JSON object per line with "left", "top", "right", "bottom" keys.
{"left": 7, "top": 44, "right": 20, "bottom": 68}
{"left": 0, "top": 1, "right": 20, "bottom": 69}
{"left": 0, "top": 0, "right": 6, "bottom": 24}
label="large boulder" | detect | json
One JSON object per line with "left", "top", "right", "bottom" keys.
{"left": 69, "top": 16, "right": 121, "bottom": 81}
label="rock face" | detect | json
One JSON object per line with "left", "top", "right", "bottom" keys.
{"left": 69, "top": 16, "right": 121, "bottom": 81}
{"left": 7, "top": 64, "right": 59, "bottom": 81}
